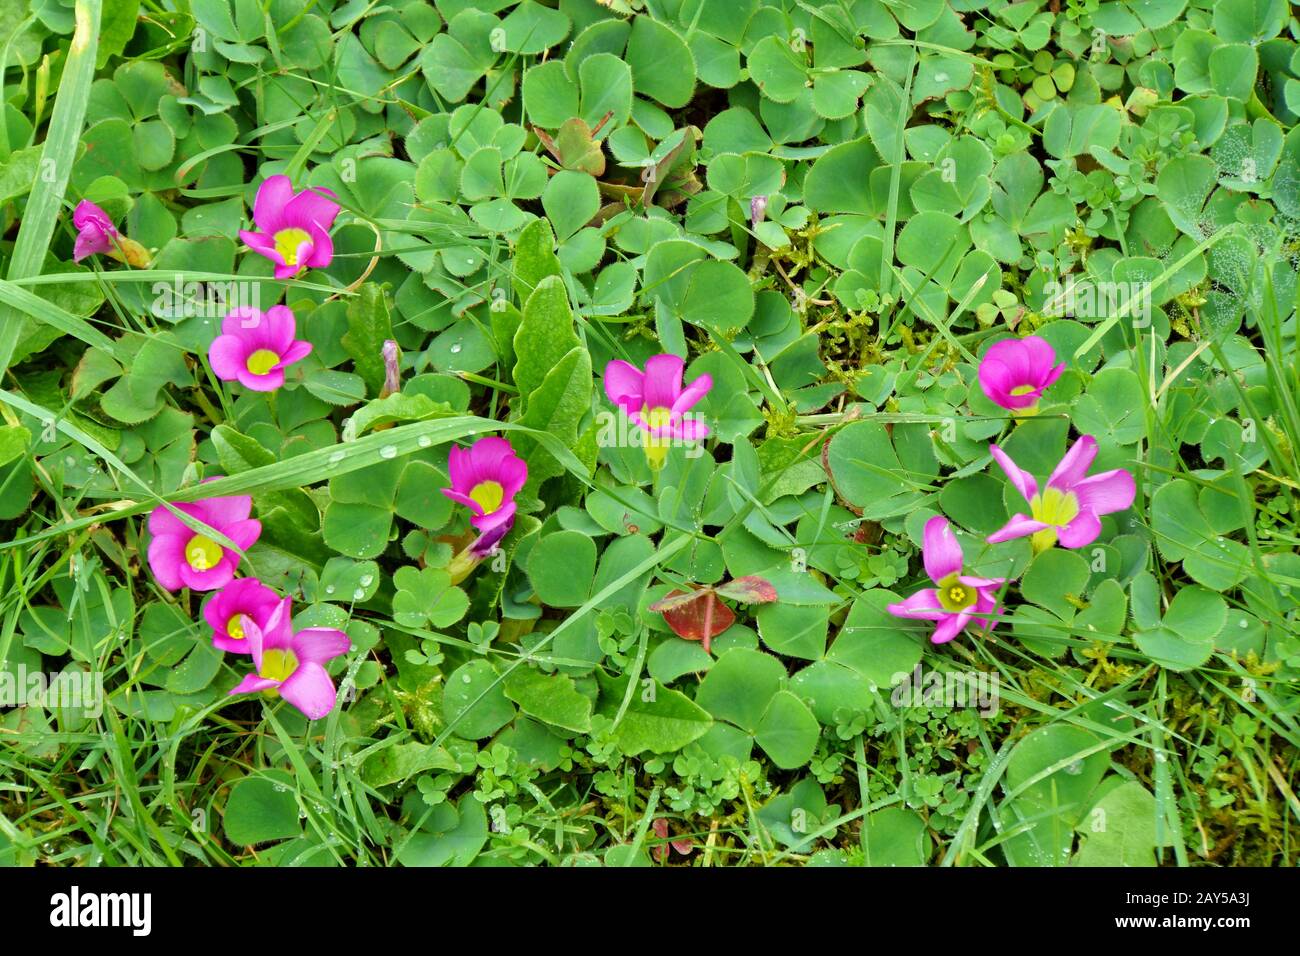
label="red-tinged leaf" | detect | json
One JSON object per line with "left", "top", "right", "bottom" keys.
{"left": 656, "top": 589, "right": 734, "bottom": 654}
{"left": 649, "top": 588, "right": 714, "bottom": 613}
{"left": 652, "top": 818, "right": 669, "bottom": 862}
{"left": 651, "top": 818, "right": 694, "bottom": 862}
{"left": 714, "top": 575, "right": 777, "bottom": 604}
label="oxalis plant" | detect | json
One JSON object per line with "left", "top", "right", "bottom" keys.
{"left": 0, "top": 0, "right": 1296, "bottom": 871}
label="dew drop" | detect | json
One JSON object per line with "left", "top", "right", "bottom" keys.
{"left": 352, "top": 588, "right": 365, "bottom": 600}
{"left": 324, "top": 585, "right": 336, "bottom": 595}
{"left": 379, "top": 445, "right": 397, "bottom": 460}
{"left": 462, "top": 673, "right": 472, "bottom": 683}
{"left": 359, "top": 574, "right": 374, "bottom": 587}
{"left": 417, "top": 435, "right": 432, "bottom": 448}
{"left": 449, "top": 342, "right": 462, "bottom": 354}
{"left": 1238, "top": 619, "right": 1249, "bottom": 629}
{"left": 329, "top": 451, "right": 346, "bottom": 465}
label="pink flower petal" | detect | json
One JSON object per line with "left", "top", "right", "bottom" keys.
{"left": 279, "top": 662, "right": 337, "bottom": 719}
{"left": 146, "top": 534, "right": 188, "bottom": 591}
{"left": 603, "top": 360, "right": 645, "bottom": 413}
{"left": 285, "top": 187, "right": 342, "bottom": 233}
{"left": 986, "top": 513, "right": 1050, "bottom": 544}
{"left": 279, "top": 340, "right": 313, "bottom": 366}
{"left": 238, "top": 229, "right": 281, "bottom": 262}
{"left": 470, "top": 498, "right": 516, "bottom": 535}
{"left": 922, "top": 515, "right": 963, "bottom": 583}
{"left": 441, "top": 488, "right": 481, "bottom": 515}
{"left": 236, "top": 367, "right": 286, "bottom": 391}
{"left": 252, "top": 175, "right": 295, "bottom": 234}
{"left": 292, "top": 627, "right": 351, "bottom": 665}
{"left": 302, "top": 222, "right": 333, "bottom": 269}
{"left": 230, "top": 673, "right": 280, "bottom": 696}
{"left": 671, "top": 372, "right": 713, "bottom": 415}
{"left": 642, "top": 354, "right": 684, "bottom": 410}
{"left": 1047, "top": 435, "right": 1098, "bottom": 492}
{"left": 208, "top": 334, "right": 249, "bottom": 382}
{"left": 931, "top": 611, "right": 970, "bottom": 644}
{"left": 1057, "top": 509, "right": 1102, "bottom": 549}
{"left": 676, "top": 417, "right": 710, "bottom": 442}
{"left": 988, "top": 444, "right": 1038, "bottom": 503}
{"left": 887, "top": 588, "right": 946, "bottom": 621}
{"left": 179, "top": 558, "right": 235, "bottom": 592}
{"left": 1071, "top": 468, "right": 1135, "bottom": 517}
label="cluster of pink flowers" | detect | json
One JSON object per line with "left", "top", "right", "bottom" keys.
{"left": 206, "top": 175, "right": 339, "bottom": 392}
{"left": 71, "top": 173, "right": 340, "bottom": 396}
{"left": 889, "top": 336, "right": 1136, "bottom": 644}
{"left": 146, "top": 488, "right": 348, "bottom": 720}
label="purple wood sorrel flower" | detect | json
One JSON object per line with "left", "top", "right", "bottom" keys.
{"left": 977, "top": 335, "right": 1065, "bottom": 413}
{"left": 208, "top": 305, "right": 312, "bottom": 392}
{"left": 888, "top": 516, "right": 1004, "bottom": 644}
{"left": 441, "top": 436, "right": 527, "bottom": 540}
{"left": 986, "top": 435, "right": 1136, "bottom": 552}
{"left": 227, "top": 599, "right": 350, "bottom": 720}
{"left": 72, "top": 200, "right": 120, "bottom": 262}
{"left": 203, "top": 578, "right": 282, "bottom": 654}
{"left": 71, "top": 200, "right": 150, "bottom": 266}
{"left": 147, "top": 490, "right": 262, "bottom": 592}
{"left": 238, "top": 174, "right": 341, "bottom": 278}
{"left": 603, "top": 354, "right": 712, "bottom": 469}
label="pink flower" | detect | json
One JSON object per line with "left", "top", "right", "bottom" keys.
{"left": 228, "top": 600, "right": 350, "bottom": 720}
{"left": 72, "top": 200, "right": 120, "bottom": 262}
{"left": 208, "top": 305, "right": 312, "bottom": 392}
{"left": 888, "top": 516, "right": 1004, "bottom": 644}
{"left": 978, "top": 335, "right": 1064, "bottom": 412}
{"left": 986, "top": 435, "right": 1136, "bottom": 551}
{"left": 603, "top": 354, "right": 712, "bottom": 442}
{"left": 203, "top": 578, "right": 281, "bottom": 654}
{"left": 146, "top": 490, "right": 262, "bottom": 592}
{"left": 441, "top": 437, "right": 527, "bottom": 539}
{"left": 238, "top": 174, "right": 341, "bottom": 279}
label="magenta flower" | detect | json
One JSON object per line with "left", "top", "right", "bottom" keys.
{"left": 72, "top": 200, "right": 120, "bottom": 262}
{"left": 604, "top": 355, "right": 712, "bottom": 443}
{"left": 228, "top": 600, "right": 350, "bottom": 720}
{"left": 208, "top": 305, "right": 312, "bottom": 392}
{"left": 203, "top": 578, "right": 281, "bottom": 654}
{"left": 888, "top": 516, "right": 1004, "bottom": 644}
{"left": 986, "top": 435, "right": 1136, "bottom": 552}
{"left": 238, "top": 174, "right": 341, "bottom": 279}
{"left": 146, "top": 490, "right": 262, "bottom": 592}
{"left": 441, "top": 437, "right": 527, "bottom": 539}
{"left": 978, "top": 335, "right": 1064, "bottom": 412}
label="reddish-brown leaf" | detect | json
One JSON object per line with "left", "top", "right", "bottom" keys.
{"left": 656, "top": 589, "right": 734, "bottom": 653}
{"left": 714, "top": 575, "right": 777, "bottom": 604}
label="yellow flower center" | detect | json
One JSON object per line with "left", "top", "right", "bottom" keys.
{"left": 186, "top": 534, "right": 223, "bottom": 571}
{"left": 273, "top": 227, "right": 311, "bottom": 266}
{"left": 643, "top": 405, "right": 674, "bottom": 430}
{"left": 226, "top": 615, "right": 246, "bottom": 640}
{"left": 246, "top": 349, "right": 280, "bottom": 375}
{"left": 1010, "top": 385, "right": 1037, "bottom": 396}
{"left": 1028, "top": 486, "right": 1081, "bottom": 552}
{"left": 936, "top": 575, "right": 978, "bottom": 611}
{"left": 469, "top": 480, "right": 504, "bottom": 515}
{"left": 259, "top": 647, "right": 299, "bottom": 684}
